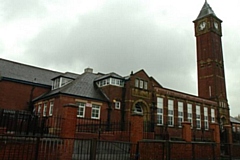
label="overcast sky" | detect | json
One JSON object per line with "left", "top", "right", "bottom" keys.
{"left": 0, "top": 0, "right": 239, "bottom": 116}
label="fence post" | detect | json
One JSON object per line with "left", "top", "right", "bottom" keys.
{"left": 90, "top": 138, "right": 97, "bottom": 160}
{"left": 165, "top": 140, "right": 171, "bottom": 160}
{"left": 135, "top": 142, "right": 139, "bottom": 160}
{"left": 34, "top": 136, "right": 40, "bottom": 160}
{"left": 192, "top": 143, "right": 195, "bottom": 160}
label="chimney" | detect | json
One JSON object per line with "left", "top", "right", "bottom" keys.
{"left": 84, "top": 68, "right": 93, "bottom": 73}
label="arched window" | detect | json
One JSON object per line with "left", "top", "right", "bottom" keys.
{"left": 134, "top": 103, "right": 143, "bottom": 113}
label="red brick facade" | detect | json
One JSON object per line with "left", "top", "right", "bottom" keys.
{"left": 0, "top": 80, "right": 50, "bottom": 111}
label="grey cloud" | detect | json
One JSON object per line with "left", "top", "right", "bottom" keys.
{"left": 0, "top": 0, "right": 46, "bottom": 20}
{"left": 24, "top": 0, "right": 198, "bottom": 95}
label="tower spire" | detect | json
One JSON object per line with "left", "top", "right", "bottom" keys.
{"left": 196, "top": 0, "right": 218, "bottom": 20}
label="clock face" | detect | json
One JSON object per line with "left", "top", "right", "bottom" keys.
{"left": 214, "top": 22, "right": 219, "bottom": 30}
{"left": 198, "top": 21, "right": 206, "bottom": 31}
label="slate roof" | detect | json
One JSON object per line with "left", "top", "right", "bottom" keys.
{"left": 0, "top": 58, "right": 63, "bottom": 86}
{"left": 230, "top": 116, "right": 240, "bottom": 124}
{"left": 38, "top": 72, "right": 109, "bottom": 102}
{"left": 196, "top": 1, "right": 218, "bottom": 20}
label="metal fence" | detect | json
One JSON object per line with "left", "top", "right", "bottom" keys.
{"left": 0, "top": 109, "right": 62, "bottom": 136}
{"left": 76, "top": 118, "right": 131, "bottom": 134}
{"left": 0, "top": 135, "right": 136, "bottom": 160}
{"left": 143, "top": 122, "right": 214, "bottom": 142}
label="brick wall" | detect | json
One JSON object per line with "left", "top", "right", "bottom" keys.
{"left": 0, "top": 80, "right": 50, "bottom": 111}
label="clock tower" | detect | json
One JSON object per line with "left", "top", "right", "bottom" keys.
{"left": 193, "top": 1, "right": 229, "bottom": 124}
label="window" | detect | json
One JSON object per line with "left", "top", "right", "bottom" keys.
{"left": 106, "top": 78, "right": 110, "bottom": 85}
{"left": 115, "top": 101, "right": 121, "bottom": 109}
{"left": 232, "top": 126, "right": 236, "bottom": 132}
{"left": 49, "top": 101, "right": 54, "bottom": 116}
{"left": 116, "top": 79, "right": 120, "bottom": 85}
{"left": 144, "top": 81, "right": 148, "bottom": 90}
{"left": 157, "top": 97, "right": 164, "bottom": 125}
{"left": 135, "top": 79, "right": 139, "bottom": 87}
{"left": 168, "top": 100, "right": 174, "bottom": 126}
{"left": 204, "top": 107, "right": 208, "bottom": 130}
{"left": 77, "top": 103, "right": 85, "bottom": 118}
{"left": 187, "top": 104, "right": 192, "bottom": 126}
{"left": 134, "top": 103, "right": 143, "bottom": 113}
{"left": 111, "top": 78, "right": 115, "bottom": 85}
{"left": 178, "top": 102, "right": 183, "bottom": 127}
{"left": 43, "top": 103, "right": 47, "bottom": 117}
{"left": 91, "top": 104, "right": 100, "bottom": 119}
{"left": 211, "top": 108, "right": 215, "bottom": 122}
{"left": 196, "top": 105, "right": 201, "bottom": 129}
{"left": 38, "top": 104, "right": 41, "bottom": 115}
{"left": 61, "top": 77, "right": 72, "bottom": 87}
{"left": 53, "top": 78, "right": 60, "bottom": 89}
{"left": 238, "top": 127, "right": 240, "bottom": 133}
{"left": 139, "top": 80, "right": 144, "bottom": 89}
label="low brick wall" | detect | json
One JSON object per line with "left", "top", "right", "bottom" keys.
{"left": 137, "top": 140, "right": 221, "bottom": 160}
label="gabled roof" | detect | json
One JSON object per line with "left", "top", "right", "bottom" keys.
{"left": 0, "top": 58, "right": 62, "bottom": 86}
{"left": 196, "top": 1, "right": 219, "bottom": 20}
{"left": 94, "top": 72, "right": 123, "bottom": 81}
{"left": 51, "top": 72, "right": 79, "bottom": 80}
{"left": 38, "top": 72, "right": 109, "bottom": 101}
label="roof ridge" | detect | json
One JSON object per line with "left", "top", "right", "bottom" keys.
{"left": 0, "top": 58, "right": 62, "bottom": 74}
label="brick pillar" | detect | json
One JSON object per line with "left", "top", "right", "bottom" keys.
{"left": 210, "top": 123, "right": 221, "bottom": 158}
{"left": 130, "top": 113, "right": 143, "bottom": 143}
{"left": 61, "top": 103, "right": 78, "bottom": 138}
{"left": 182, "top": 121, "right": 191, "bottom": 142}
{"left": 130, "top": 113, "right": 143, "bottom": 160}
{"left": 60, "top": 103, "right": 78, "bottom": 160}
{"left": 209, "top": 123, "right": 220, "bottom": 143}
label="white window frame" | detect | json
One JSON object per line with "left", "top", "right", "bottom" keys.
{"left": 196, "top": 105, "right": 201, "bottom": 129}
{"left": 115, "top": 101, "right": 121, "bottom": 109}
{"left": 144, "top": 81, "right": 148, "bottom": 90}
{"left": 157, "top": 97, "right": 164, "bottom": 125}
{"left": 232, "top": 126, "right": 236, "bottom": 132}
{"left": 91, "top": 104, "right": 100, "bottom": 119}
{"left": 49, "top": 101, "right": 54, "bottom": 116}
{"left": 187, "top": 104, "right": 193, "bottom": 126}
{"left": 135, "top": 79, "right": 139, "bottom": 87}
{"left": 38, "top": 104, "right": 41, "bottom": 115}
{"left": 111, "top": 78, "right": 116, "bottom": 85}
{"left": 77, "top": 102, "right": 86, "bottom": 118}
{"left": 178, "top": 102, "right": 184, "bottom": 127}
{"left": 139, "top": 80, "right": 144, "bottom": 89}
{"left": 168, "top": 99, "right": 174, "bottom": 126}
{"left": 204, "top": 107, "right": 209, "bottom": 130}
{"left": 43, "top": 103, "right": 47, "bottom": 117}
{"left": 238, "top": 127, "right": 240, "bottom": 133}
{"left": 211, "top": 108, "right": 215, "bottom": 122}
{"left": 53, "top": 78, "right": 60, "bottom": 89}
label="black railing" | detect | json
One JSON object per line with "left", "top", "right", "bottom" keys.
{"left": 232, "top": 131, "right": 240, "bottom": 143}
{"left": 0, "top": 109, "right": 62, "bottom": 136}
{"left": 192, "top": 127, "right": 214, "bottom": 142}
{"left": 76, "top": 118, "right": 130, "bottom": 134}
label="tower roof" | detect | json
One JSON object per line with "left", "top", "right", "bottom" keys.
{"left": 196, "top": 1, "right": 218, "bottom": 20}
